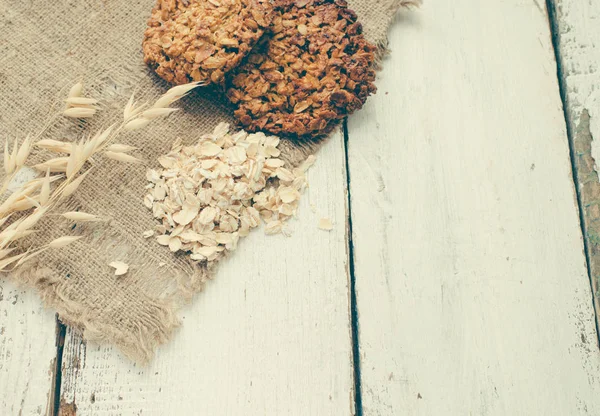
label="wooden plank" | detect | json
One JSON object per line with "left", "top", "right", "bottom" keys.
{"left": 0, "top": 279, "right": 58, "bottom": 416}
{"left": 346, "top": 1, "right": 600, "bottom": 415}
{"left": 59, "top": 132, "right": 355, "bottom": 415}
{"left": 550, "top": 0, "right": 600, "bottom": 330}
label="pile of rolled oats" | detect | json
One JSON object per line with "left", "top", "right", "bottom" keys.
{"left": 145, "top": 122, "right": 315, "bottom": 263}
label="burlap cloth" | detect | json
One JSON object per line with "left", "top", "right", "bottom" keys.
{"left": 0, "top": 0, "right": 415, "bottom": 363}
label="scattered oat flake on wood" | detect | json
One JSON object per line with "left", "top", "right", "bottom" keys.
{"left": 318, "top": 218, "right": 334, "bottom": 231}
{"left": 145, "top": 123, "right": 317, "bottom": 265}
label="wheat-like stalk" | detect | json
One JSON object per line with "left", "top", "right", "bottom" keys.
{"left": 0, "top": 80, "right": 204, "bottom": 271}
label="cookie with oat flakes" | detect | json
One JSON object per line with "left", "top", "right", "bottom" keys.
{"left": 226, "top": 0, "right": 377, "bottom": 138}
{"left": 143, "top": 0, "right": 277, "bottom": 85}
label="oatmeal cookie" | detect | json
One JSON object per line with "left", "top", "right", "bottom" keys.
{"left": 143, "top": 0, "right": 277, "bottom": 85}
{"left": 226, "top": 0, "right": 377, "bottom": 137}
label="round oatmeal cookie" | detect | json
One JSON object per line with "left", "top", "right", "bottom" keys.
{"left": 143, "top": 0, "right": 277, "bottom": 85}
{"left": 226, "top": 0, "right": 377, "bottom": 137}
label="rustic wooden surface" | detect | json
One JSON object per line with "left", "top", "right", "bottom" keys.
{"left": 2, "top": 0, "right": 600, "bottom": 415}
{"left": 0, "top": 280, "right": 57, "bottom": 415}
{"left": 347, "top": 0, "right": 600, "bottom": 414}
{"left": 550, "top": 0, "right": 600, "bottom": 330}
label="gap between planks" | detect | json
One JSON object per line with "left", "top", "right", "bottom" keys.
{"left": 343, "top": 119, "right": 363, "bottom": 416}
{"left": 49, "top": 320, "right": 67, "bottom": 416}
{"left": 546, "top": 0, "right": 600, "bottom": 342}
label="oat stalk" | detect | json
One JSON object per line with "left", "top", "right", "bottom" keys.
{"left": 0, "top": 81, "right": 203, "bottom": 271}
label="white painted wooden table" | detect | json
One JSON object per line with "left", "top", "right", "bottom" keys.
{"left": 2, "top": 0, "right": 600, "bottom": 415}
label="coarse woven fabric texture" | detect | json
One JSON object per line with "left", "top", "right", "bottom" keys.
{"left": 0, "top": 0, "right": 417, "bottom": 363}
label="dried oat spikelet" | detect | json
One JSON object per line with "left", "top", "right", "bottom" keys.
{"left": 67, "top": 82, "right": 83, "bottom": 101}
{"left": 0, "top": 253, "right": 27, "bottom": 271}
{"left": 39, "top": 169, "right": 51, "bottom": 206}
{"left": 36, "top": 139, "right": 73, "bottom": 153}
{"left": 62, "top": 211, "right": 100, "bottom": 222}
{"left": 62, "top": 169, "right": 92, "bottom": 198}
{"left": 154, "top": 82, "right": 204, "bottom": 107}
{"left": 104, "top": 151, "right": 143, "bottom": 164}
{"left": 123, "top": 94, "right": 146, "bottom": 121}
{"left": 16, "top": 207, "right": 49, "bottom": 232}
{"left": 3, "top": 136, "right": 33, "bottom": 175}
{"left": 33, "top": 157, "right": 69, "bottom": 173}
{"left": 48, "top": 235, "right": 83, "bottom": 249}
{"left": 16, "top": 135, "right": 32, "bottom": 168}
{"left": 124, "top": 82, "right": 204, "bottom": 131}
{"left": 124, "top": 118, "right": 152, "bottom": 131}
{"left": 63, "top": 82, "right": 98, "bottom": 119}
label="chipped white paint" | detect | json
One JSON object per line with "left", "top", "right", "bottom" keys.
{"left": 586, "top": 92, "right": 600, "bottom": 169}
{"left": 0, "top": 279, "right": 57, "bottom": 415}
{"left": 59, "top": 132, "right": 355, "bottom": 415}
{"left": 554, "top": 0, "right": 600, "bottom": 166}
{"left": 347, "top": 1, "right": 600, "bottom": 415}
{"left": 7, "top": 167, "right": 38, "bottom": 193}
{"left": 554, "top": 0, "right": 600, "bottom": 336}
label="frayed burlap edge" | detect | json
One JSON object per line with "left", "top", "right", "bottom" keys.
{"left": 12, "top": 260, "right": 213, "bottom": 363}
{"left": 369, "top": 0, "right": 422, "bottom": 67}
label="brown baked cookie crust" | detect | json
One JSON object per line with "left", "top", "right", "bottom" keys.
{"left": 226, "top": 0, "right": 377, "bottom": 138}
{"left": 143, "top": 0, "right": 276, "bottom": 85}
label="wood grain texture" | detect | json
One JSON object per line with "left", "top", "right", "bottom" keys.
{"left": 58, "top": 132, "right": 355, "bottom": 415}
{"left": 346, "top": 1, "right": 600, "bottom": 415}
{"left": 552, "top": 0, "right": 600, "bottom": 328}
{"left": 0, "top": 279, "right": 57, "bottom": 416}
